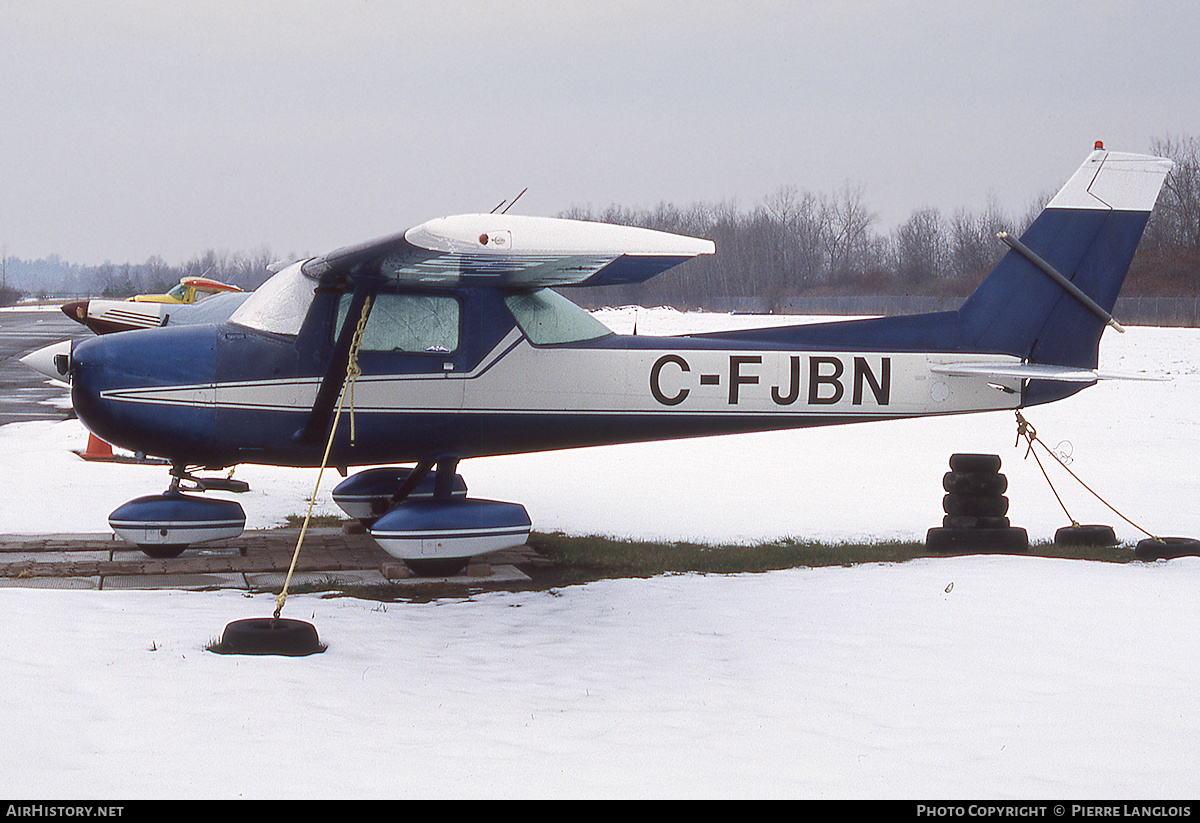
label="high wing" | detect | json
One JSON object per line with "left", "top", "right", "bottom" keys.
{"left": 301, "top": 213, "right": 715, "bottom": 288}
{"left": 261, "top": 214, "right": 714, "bottom": 446}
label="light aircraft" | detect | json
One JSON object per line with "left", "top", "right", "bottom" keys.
{"left": 62, "top": 276, "right": 248, "bottom": 335}
{"left": 21, "top": 144, "right": 1173, "bottom": 574}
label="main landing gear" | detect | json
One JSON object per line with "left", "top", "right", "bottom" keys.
{"left": 332, "top": 458, "right": 531, "bottom": 578}
{"left": 107, "top": 458, "right": 532, "bottom": 577}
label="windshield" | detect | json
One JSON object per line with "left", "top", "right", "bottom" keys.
{"left": 229, "top": 262, "right": 317, "bottom": 336}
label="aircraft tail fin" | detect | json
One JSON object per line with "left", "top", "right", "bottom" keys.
{"left": 957, "top": 146, "right": 1172, "bottom": 372}
{"left": 676, "top": 145, "right": 1171, "bottom": 405}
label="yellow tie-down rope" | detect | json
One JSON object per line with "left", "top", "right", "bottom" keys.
{"left": 274, "top": 295, "right": 373, "bottom": 620}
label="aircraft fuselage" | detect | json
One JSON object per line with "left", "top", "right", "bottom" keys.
{"left": 63, "top": 148, "right": 1174, "bottom": 475}
{"left": 69, "top": 283, "right": 1022, "bottom": 470}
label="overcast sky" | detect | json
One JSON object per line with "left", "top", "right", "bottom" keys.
{"left": 2, "top": 1, "right": 1197, "bottom": 266}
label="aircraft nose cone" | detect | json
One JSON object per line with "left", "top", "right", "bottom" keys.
{"left": 62, "top": 300, "right": 90, "bottom": 324}
{"left": 19, "top": 340, "right": 73, "bottom": 383}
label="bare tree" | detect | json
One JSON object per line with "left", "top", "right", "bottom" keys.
{"left": 948, "top": 195, "right": 1012, "bottom": 288}
{"left": 1148, "top": 135, "right": 1200, "bottom": 253}
{"left": 821, "top": 181, "right": 877, "bottom": 282}
{"left": 893, "top": 206, "right": 948, "bottom": 285}
{"left": 558, "top": 135, "right": 1200, "bottom": 308}
{"left": 761, "top": 185, "right": 824, "bottom": 292}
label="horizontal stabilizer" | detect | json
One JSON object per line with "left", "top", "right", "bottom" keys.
{"left": 930, "top": 362, "right": 1168, "bottom": 383}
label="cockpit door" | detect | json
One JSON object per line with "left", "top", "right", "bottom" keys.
{"left": 335, "top": 291, "right": 467, "bottom": 413}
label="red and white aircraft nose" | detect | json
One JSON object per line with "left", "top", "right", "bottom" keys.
{"left": 61, "top": 300, "right": 90, "bottom": 325}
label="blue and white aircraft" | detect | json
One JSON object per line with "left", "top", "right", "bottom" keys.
{"left": 22, "top": 145, "right": 1173, "bottom": 573}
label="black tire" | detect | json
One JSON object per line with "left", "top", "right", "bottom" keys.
{"left": 1054, "top": 524, "right": 1117, "bottom": 547}
{"left": 944, "top": 493, "right": 1009, "bottom": 518}
{"left": 943, "top": 471, "right": 1008, "bottom": 496}
{"left": 140, "top": 545, "right": 186, "bottom": 559}
{"left": 944, "top": 514, "right": 1011, "bottom": 530}
{"left": 926, "top": 527, "right": 1029, "bottom": 554}
{"left": 1135, "top": 537, "right": 1200, "bottom": 560}
{"left": 949, "top": 454, "right": 1002, "bottom": 474}
{"left": 405, "top": 557, "right": 471, "bottom": 577}
{"left": 215, "top": 618, "right": 324, "bottom": 656}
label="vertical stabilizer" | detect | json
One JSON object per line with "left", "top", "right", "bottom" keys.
{"left": 958, "top": 148, "right": 1172, "bottom": 370}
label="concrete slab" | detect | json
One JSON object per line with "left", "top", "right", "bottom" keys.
{"left": 0, "top": 529, "right": 546, "bottom": 596}
{"left": 388, "top": 564, "right": 531, "bottom": 587}
{"left": 471, "top": 564, "right": 532, "bottom": 584}
{"left": 0, "top": 551, "right": 113, "bottom": 564}
{"left": 0, "top": 533, "right": 114, "bottom": 545}
{"left": 0, "top": 576, "right": 99, "bottom": 589}
{"left": 245, "top": 569, "right": 392, "bottom": 590}
{"left": 101, "top": 572, "right": 248, "bottom": 591}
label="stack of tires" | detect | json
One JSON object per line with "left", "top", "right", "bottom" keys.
{"left": 926, "top": 453, "right": 1029, "bottom": 554}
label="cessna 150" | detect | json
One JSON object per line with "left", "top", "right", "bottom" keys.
{"left": 21, "top": 145, "right": 1172, "bottom": 573}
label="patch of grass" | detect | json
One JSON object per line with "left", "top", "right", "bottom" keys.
{"left": 526, "top": 530, "right": 1139, "bottom": 581}
{"left": 234, "top": 529, "right": 1144, "bottom": 603}
{"left": 280, "top": 574, "right": 355, "bottom": 594}
{"left": 1023, "top": 540, "right": 1140, "bottom": 563}
{"left": 530, "top": 532, "right": 921, "bottom": 577}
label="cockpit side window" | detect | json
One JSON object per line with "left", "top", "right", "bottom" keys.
{"left": 505, "top": 288, "right": 612, "bottom": 345}
{"left": 336, "top": 292, "right": 460, "bottom": 354}
{"left": 229, "top": 263, "right": 317, "bottom": 337}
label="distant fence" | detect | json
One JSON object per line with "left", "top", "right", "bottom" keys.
{"left": 703, "top": 295, "right": 1200, "bottom": 327}
{"left": 1112, "top": 296, "right": 1200, "bottom": 327}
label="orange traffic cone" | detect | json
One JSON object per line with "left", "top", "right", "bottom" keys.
{"left": 75, "top": 433, "right": 115, "bottom": 461}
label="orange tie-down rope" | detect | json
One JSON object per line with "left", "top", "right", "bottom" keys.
{"left": 1014, "top": 410, "right": 1158, "bottom": 541}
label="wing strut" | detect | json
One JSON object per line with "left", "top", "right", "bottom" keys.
{"left": 295, "top": 286, "right": 375, "bottom": 445}
{"left": 384, "top": 456, "right": 462, "bottom": 508}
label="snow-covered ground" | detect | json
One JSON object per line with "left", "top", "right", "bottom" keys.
{"left": 2, "top": 309, "right": 1199, "bottom": 798}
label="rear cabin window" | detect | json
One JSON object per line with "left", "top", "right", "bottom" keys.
{"left": 505, "top": 289, "right": 612, "bottom": 345}
{"left": 336, "top": 293, "right": 460, "bottom": 354}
